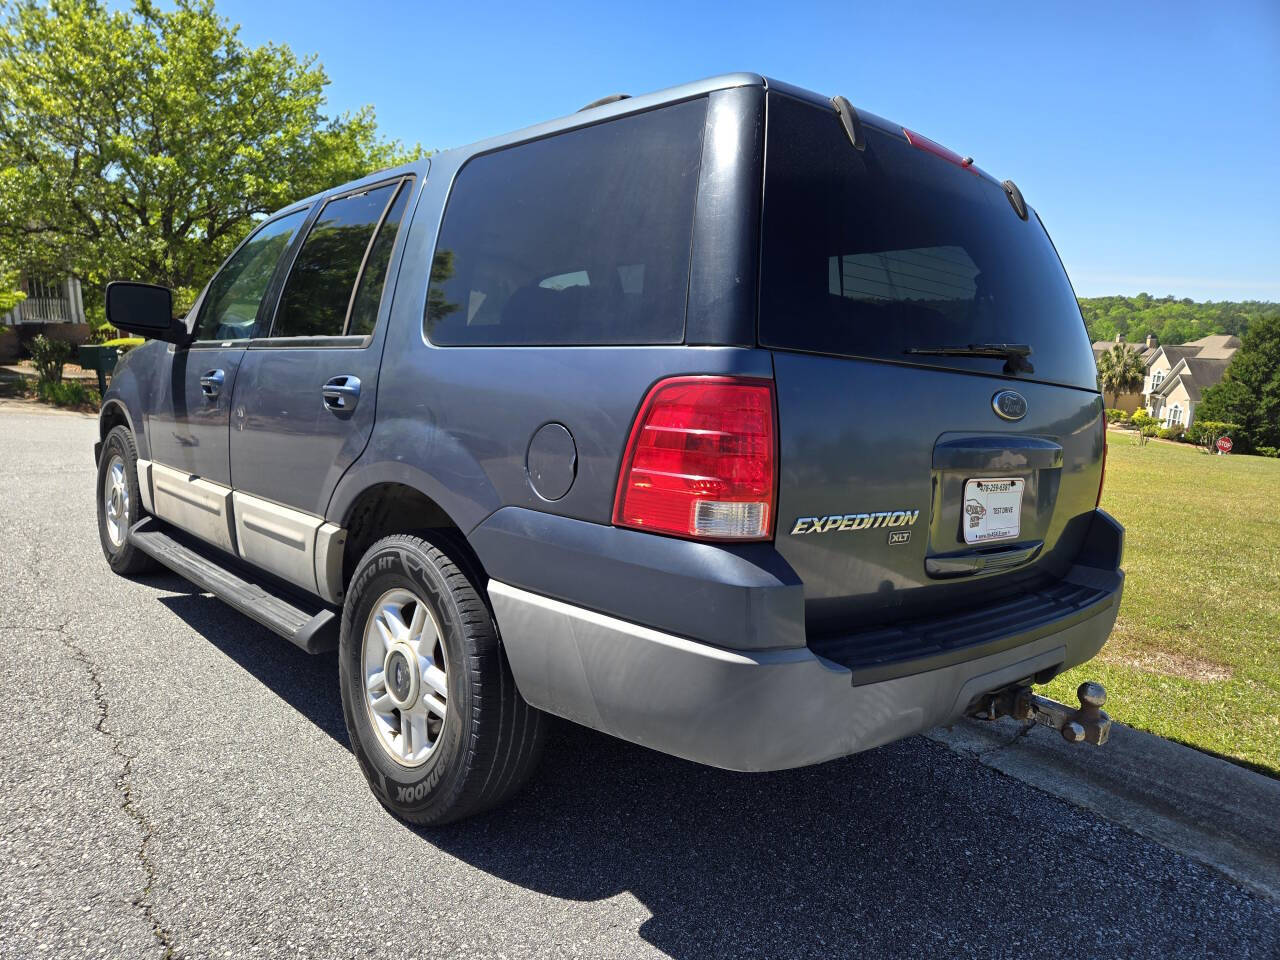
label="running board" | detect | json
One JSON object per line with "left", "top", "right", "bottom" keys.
{"left": 129, "top": 516, "right": 339, "bottom": 653}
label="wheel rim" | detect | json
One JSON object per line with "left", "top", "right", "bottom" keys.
{"left": 361, "top": 588, "right": 449, "bottom": 768}
{"left": 102, "top": 454, "right": 128, "bottom": 548}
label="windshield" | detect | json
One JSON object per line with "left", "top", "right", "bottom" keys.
{"left": 759, "top": 93, "right": 1097, "bottom": 390}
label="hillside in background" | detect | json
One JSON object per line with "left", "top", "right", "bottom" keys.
{"left": 1079, "top": 294, "right": 1278, "bottom": 347}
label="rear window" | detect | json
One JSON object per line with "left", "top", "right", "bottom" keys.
{"left": 759, "top": 93, "right": 1096, "bottom": 389}
{"left": 424, "top": 98, "right": 707, "bottom": 346}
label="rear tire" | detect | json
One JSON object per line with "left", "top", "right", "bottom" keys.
{"left": 339, "top": 533, "right": 546, "bottom": 825}
{"left": 95, "top": 425, "right": 158, "bottom": 575}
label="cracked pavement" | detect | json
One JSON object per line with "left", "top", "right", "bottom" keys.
{"left": 2, "top": 404, "right": 1278, "bottom": 959}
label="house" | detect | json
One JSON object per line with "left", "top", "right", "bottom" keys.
{"left": 1, "top": 274, "right": 84, "bottom": 326}
{"left": 0, "top": 273, "right": 87, "bottom": 362}
{"left": 1143, "top": 334, "right": 1240, "bottom": 429}
{"left": 1091, "top": 333, "right": 1160, "bottom": 412}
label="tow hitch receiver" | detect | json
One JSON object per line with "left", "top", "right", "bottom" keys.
{"left": 975, "top": 682, "right": 1111, "bottom": 746}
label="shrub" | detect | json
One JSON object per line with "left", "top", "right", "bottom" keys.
{"left": 1136, "top": 423, "right": 1160, "bottom": 446}
{"left": 29, "top": 334, "right": 71, "bottom": 384}
{"left": 88, "top": 320, "right": 118, "bottom": 344}
{"left": 102, "top": 336, "right": 144, "bottom": 355}
{"left": 1186, "top": 419, "right": 1241, "bottom": 454}
{"left": 1255, "top": 446, "right": 1278, "bottom": 459}
{"left": 1130, "top": 410, "right": 1158, "bottom": 431}
{"left": 1158, "top": 425, "right": 1184, "bottom": 441}
{"left": 36, "top": 378, "right": 98, "bottom": 408}
{"left": 1105, "top": 408, "right": 1131, "bottom": 423}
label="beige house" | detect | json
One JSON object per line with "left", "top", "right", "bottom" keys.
{"left": 1092, "top": 334, "right": 1159, "bottom": 412}
{"left": 1143, "top": 334, "right": 1240, "bottom": 428}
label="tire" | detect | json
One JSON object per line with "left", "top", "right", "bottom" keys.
{"left": 339, "top": 533, "right": 546, "bottom": 825}
{"left": 96, "top": 425, "right": 158, "bottom": 575}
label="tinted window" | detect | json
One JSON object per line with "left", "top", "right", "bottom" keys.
{"left": 425, "top": 98, "right": 707, "bottom": 346}
{"left": 347, "top": 181, "right": 412, "bottom": 337}
{"left": 759, "top": 94, "right": 1096, "bottom": 389}
{"left": 194, "top": 210, "right": 307, "bottom": 341}
{"left": 272, "top": 183, "right": 398, "bottom": 338}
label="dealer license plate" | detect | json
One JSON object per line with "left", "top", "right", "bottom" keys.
{"left": 962, "top": 477, "right": 1024, "bottom": 545}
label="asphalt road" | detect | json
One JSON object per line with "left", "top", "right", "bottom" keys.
{"left": 2, "top": 403, "right": 1277, "bottom": 959}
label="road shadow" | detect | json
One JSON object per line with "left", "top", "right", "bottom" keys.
{"left": 158, "top": 590, "right": 349, "bottom": 748}
{"left": 156, "top": 589, "right": 1274, "bottom": 959}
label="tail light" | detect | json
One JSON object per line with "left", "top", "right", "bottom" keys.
{"left": 903, "top": 128, "right": 978, "bottom": 174}
{"left": 613, "top": 376, "right": 776, "bottom": 541}
{"left": 1097, "top": 433, "right": 1108, "bottom": 508}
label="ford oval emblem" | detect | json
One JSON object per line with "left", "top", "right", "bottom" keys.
{"left": 992, "top": 390, "right": 1028, "bottom": 422}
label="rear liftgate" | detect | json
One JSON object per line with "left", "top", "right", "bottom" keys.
{"left": 973, "top": 681, "right": 1112, "bottom": 746}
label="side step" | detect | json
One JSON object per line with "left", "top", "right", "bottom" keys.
{"left": 129, "top": 516, "right": 339, "bottom": 653}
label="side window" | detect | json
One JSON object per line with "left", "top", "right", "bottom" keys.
{"left": 347, "top": 181, "right": 412, "bottom": 337}
{"left": 194, "top": 210, "right": 308, "bottom": 341}
{"left": 271, "top": 182, "right": 401, "bottom": 339}
{"left": 424, "top": 98, "right": 707, "bottom": 346}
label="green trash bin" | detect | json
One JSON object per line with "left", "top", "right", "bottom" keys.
{"left": 76, "top": 344, "right": 119, "bottom": 395}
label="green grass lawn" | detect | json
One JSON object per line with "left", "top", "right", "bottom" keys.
{"left": 1043, "top": 431, "right": 1280, "bottom": 776}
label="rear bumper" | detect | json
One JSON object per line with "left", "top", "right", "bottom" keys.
{"left": 487, "top": 511, "right": 1124, "bottom": 772}
{"left": 490, "top": 574, "right": 1119, "bottom": 771}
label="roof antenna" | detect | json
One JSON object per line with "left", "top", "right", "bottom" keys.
{"left": 578, "top": 93, "right": 631, "bottom": 112}
{"left": 831, "top": 96, "right": 865, "bottom": 151}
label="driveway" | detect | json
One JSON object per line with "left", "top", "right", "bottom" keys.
{"left": 2, "top": 406, "right": 1276, "bottom": 959}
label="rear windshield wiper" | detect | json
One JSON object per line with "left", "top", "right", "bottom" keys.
{"left": 904, "top": 343, "right": 1034, "bottom": 374}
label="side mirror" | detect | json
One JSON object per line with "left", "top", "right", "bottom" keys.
{"left": 104, "top": 281, "right": 191, "bottom": 345}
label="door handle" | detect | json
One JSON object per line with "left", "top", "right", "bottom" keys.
{"left": 322, "top": 375, "right": 361, "bottom": 411}
{"left": 200, "top": 369, "right": 225, "bottom": 398}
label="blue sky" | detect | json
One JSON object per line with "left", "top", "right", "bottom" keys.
{"left": 206, "top": 1, "right": 1278, "bottom": 301}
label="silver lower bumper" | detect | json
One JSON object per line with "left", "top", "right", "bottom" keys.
{"left": 488, "top": 579, "right": 1121, "bottom": 772}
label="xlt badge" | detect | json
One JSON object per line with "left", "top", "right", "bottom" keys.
{"left": 791, "top": 510, "right": 920, "bottom": 535}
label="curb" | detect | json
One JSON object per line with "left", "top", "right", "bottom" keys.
{"left": 926, "top": 717, "right": 1280, "bottom": 903}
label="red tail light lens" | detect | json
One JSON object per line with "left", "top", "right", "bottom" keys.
{"left": 613, "top": 376, "right": 776, "bottom": 541}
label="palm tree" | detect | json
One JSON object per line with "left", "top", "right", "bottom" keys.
{"left": 1096, "top": 342, "right": 1146, "bottom": 408}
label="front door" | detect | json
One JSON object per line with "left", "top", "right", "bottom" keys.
{"left": 147, "top": 209, "right": 310, "bottom": 484}
{"left": 227, "top": 177, "right": 415, "bottom": 587}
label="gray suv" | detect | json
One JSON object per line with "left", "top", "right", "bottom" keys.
{"left": 95, "top": 73, "right": 1124, "bottom": 824}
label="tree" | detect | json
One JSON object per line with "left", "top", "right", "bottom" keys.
{"left": 1077, "top": 294, "right": 1278, "bottom": 346}
{"left": 0, "top": 263, "right": 23, "bottom": 313}
{"left": 1197, "top": 316, "right": 1280, "bottom": 451}
{"left": 0, "top": 0, "right": 421, "bottom": 312}
{"left": 1095, "top": 342, "right": 1145, "bottom": 407}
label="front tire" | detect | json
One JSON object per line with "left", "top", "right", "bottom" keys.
{"left": 96, "top": 425, "right": 158, "bottom": 575}
{"left": 339, "top": 534, "right": 546, "bottom": 825}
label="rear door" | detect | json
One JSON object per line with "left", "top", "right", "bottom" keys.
{"left": 226, "top": 176, "right": 415, "bottom": 587}
{"left": 759, "top": 92, "right": 1104, "bottom": 635}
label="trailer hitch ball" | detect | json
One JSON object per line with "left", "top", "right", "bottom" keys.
{"left": 977, "top": 680, "right": 1112, "bottom": 746}
{"left": 1078, "top": 682, "right": 1106, "bottom": 710}
{"left": 1031, "top": 681, "right": 1111, "bottom": 746}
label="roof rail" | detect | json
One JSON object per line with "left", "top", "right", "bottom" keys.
{"left": 578, "top": 93, "right": 631, "bottom": 112}
{"left": 831, "top": 96, "right": 865, "bottom": 151}
{"left": 1002, "top": 179, "right": 1028, "bottom": 220}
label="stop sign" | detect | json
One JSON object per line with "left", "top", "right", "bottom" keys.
{"left": 1217, "top": 435, "right": 1233, "bottom": 453}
